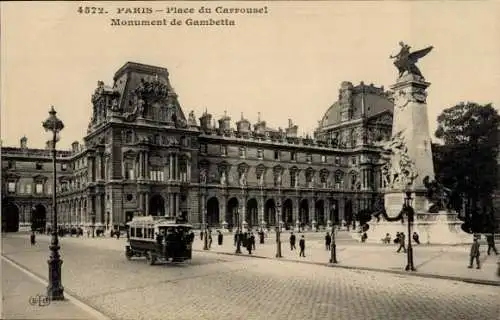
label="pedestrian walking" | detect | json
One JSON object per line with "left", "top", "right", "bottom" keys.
{"left": 250, "top": 232, "right": 256, "bottom": 250}
{"left": 217, "top": 230, "right": 223, "bottom": 246}
{"left": 299, "top": 235, "right": 306, "bottom": 257}
{"left": 412, "top": 232, "right": 420, "bottom": 245}
{"left": 208, "top": 231, "right": 213, "bottom": 249}
{"left": 234, "top": 231, "right": 239, "bottom": 246}
{"left": 468, "top": 236, "right": 481, "bottom": 269}
{"left": 30, "top": 231, "right": 36, "bottom": 245}
{"left": 259, "top": 229, "right": 265, "bottom": 244}
{"left": 396, "top": 232, "right": 406, "bottom": 253}
{"left": 486, "top": 234, "right": 498, "bottom": 255}
{"left": 200, "top": 230, "right": 204, "bottom": 241}
{"left": 325, "top": 232, "right": 331, "bottom": 250}
{"left": 290, "top": 232, "right": 296, "bottom": 250}
{"left": 246, "top": 234, "right": 254, "bottom": 254}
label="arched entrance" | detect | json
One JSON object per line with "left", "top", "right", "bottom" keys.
{"left": 206, "top": 197, "right": 220, "bottom": 227}
{"left": 315, "top": 200, "right": 325, "bottom": 226}
{"left": 2, "top": 202, "right": 19, "bottom": 232}
{"left": 226, "top": 197, "right": 239, "bottom": 230}
{"left": 283, "top": 199, "right": 293, "bottom": 226}
{"left": 345, "top": 200, "right": 353, "bottom": 225}
{"left": 31, "top": 204, "right": 47, "bottom": 232}
{"left": 299, "top": 199, "right": 309, "bottom": 225}
{"left": 265, "top": 199, "right": 276, "bottom": 226}
{"left": 246, "top": 198, "right": 258, "bottom": 228}
{"left": 149, "top": 194, "right": 165, "bottom": 216}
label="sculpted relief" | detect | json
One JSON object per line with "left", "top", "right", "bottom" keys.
{"left": 380, "top": 131, "right": 418, "bottom": 190}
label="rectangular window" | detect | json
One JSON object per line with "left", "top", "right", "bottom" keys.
{"left": 200, "top": 144, "right": 208, "bottom": 154}
{"left": 8, "top": 182, "right": 16, "bottom": 193}
{"left": 130, "top": 228, "right": 136, "bottom": 237}
{"left": 221, "top": 145, "right": 227, "bottom": 156}
{"left": 335, "top": 157, "right": 341, "bottom": 166}
{"left": 61, "top": 163, "right": 68, "bottom": 171}
{"left": 257, "top": 149, "right": 263, "bottom": 160}
{"left": 351, "top": 156, "right": 357, "bottom": 165}
{"left": 274, "top": 151, "right": 280, "bottom": 160}
{"left": 306, "top": 153, "right": 312, "bottom": 163}
{"left": 35, "top": 183, "right": 44, "bottom": 194}
{"left": 290, "top": 172, "right": 297, "bottom": 188}
{"left": 239, "top": 147, "right": 246, "bottom": 158}
{"left": 25, "top": 184, "right": 32, "bottom": 194}
{"left": 291, "top": 152, "right": 296, "bottom": 161}
{"left": 136, "top": 228, "right": 143, "bottom": 238}
{"left": 321, "top": 155, "right": 327, "bottom": 163}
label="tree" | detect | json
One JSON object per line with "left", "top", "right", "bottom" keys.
{"left": 434, "top": 102, "right": 500, "bottom": 232}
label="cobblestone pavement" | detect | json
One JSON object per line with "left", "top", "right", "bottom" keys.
{"left": 2, "top": 235, "right": 499, "bottom": 320}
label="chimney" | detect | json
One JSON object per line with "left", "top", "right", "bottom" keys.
{"left": 71, "top": 141, "right": 79, "bottom": 153}
{"left": 20, "top": 136, "right": 27, "bottom": 149}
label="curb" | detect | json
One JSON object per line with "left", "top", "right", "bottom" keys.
{"left": 193, "top": 249, "right": 500, "bottom": 287}
{"left": 1, "top": 255, "right": 113, "bottom": 320}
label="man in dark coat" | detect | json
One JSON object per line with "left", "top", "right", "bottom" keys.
{"left": 259, "top": 229, "right": 265, "bottom": 244}
{"left": 396, "top": 232, "right": 406, "bottom": 253}
{"left": 299, "top": 235, "right": 306, "bottom": 257}
{"left": 325, "top": 232, "right": 331, "bottom": 250}
{"left": 217, "top": 230, "right": 223, "bottom": 246}
{"left": 234, "top": 231, "right": 239, "bottom": 246}
{"left": 246, "top": 233, "right": 253, "bottom": 254}
{"left": 289, "top": 232, "right": 296, "bottom": 250}
{"left": 250, "top": 232, "right": 256, "bottom": 250}
{"left": 469, "top": 236, "right": 481, "bottom": 269}
{"left": 486, "top": 233, "right": 498, "bottom": 255}
{"left": 30, "top": 231, "right": 36, "bottom": 245}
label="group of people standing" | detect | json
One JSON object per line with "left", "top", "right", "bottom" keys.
{"left": 289, "top": 232, "right": 306, "bottom": 257}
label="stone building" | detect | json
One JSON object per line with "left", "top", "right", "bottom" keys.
{"left": 1, "top": 62, "right": 395, "bottom": 232}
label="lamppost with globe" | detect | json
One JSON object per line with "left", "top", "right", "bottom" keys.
{"left": 404, "top": 190, "right": 416, "bottom": 271}
{"left": 42, "top": 106, "right": 65, "bottom": 301}
{"left": 275, "top": 184, "right": 282, "bottom": 258}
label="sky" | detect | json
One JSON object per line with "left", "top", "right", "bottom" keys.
{"left": 1, "top": 1, "right": 499, "bottom": 150}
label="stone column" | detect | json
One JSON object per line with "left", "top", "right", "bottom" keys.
{"left": 220, "top": 196, "right": 227, "bottom": 230}
{"left": 294, "top": 198, "right": 300, "bottom": 231}
{"left": 309, "top": 198, "right": 316, "bottom": 231}
{"left": 259, "top": 196, "right": 265, "bottom": 228}
{"left": 145, "top": 152, "right": 149, "bottom": 179}
{"left": 169, "top": 154, "right": 173, "bottom": 181}
{"left": 200, "top": 194, "right": 206, "bottom": 227}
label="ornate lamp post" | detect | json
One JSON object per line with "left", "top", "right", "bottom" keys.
{"left": 202, "top": 209, "right": 209, "bottom": 250}
{"left": 42, "top": 106, "right": 64, "bottom": 301}
{"left": 404, "top": 191, "right": 416, "bottom": 271}
{"left": 329, "top": 203, "right": 338, "bottom": 264}
{"left": 275, "top": 186, "right": 282, "bottom": 258}
{"left": 235, "top": 207, "right": 242, "bottom": 254}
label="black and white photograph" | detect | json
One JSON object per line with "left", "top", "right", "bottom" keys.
{"left": 1, "top": 1, "right": 499, "bottom": 319}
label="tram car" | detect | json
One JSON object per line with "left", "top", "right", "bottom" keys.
{"left": 125, "top": 215, "right": 195, "bottom": 265}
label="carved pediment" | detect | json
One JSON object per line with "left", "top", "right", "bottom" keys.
{"left": 3, "top": 172, "right": 20, "bottom": 181}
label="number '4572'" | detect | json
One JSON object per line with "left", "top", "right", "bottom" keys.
{"left": 77, "top": 7, "right": 106, "bottom": 14}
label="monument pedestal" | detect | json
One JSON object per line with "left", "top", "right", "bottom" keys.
{"left": 365, "top": 210, "right": 470, "bottom": 245}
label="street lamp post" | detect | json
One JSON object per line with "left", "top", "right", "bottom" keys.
{"left": 329, "top": 203, "right": 338, "bottom": 264}
{"left": 42, "top": 106, "right": 64, "bottom": 301}
{"left": 404, "top": 191, "right": 416, "bottom": 272}
{"left": 235, "top": 207, "right": 242, "bottom": 254}
{"left": 91, "top": 215, "right": 96, "bottom": 238}
{"left": 203, "top": 209, "right": 209, "bottom": 250}
{"left": 275, "top": 186, "right": 282, "bottom": 258}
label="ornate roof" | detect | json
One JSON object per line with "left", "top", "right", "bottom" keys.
{"left": 317, "top": 81, "right": 393, "bottom": 131}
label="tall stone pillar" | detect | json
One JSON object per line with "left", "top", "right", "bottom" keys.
{"left": 259, "top": 196, "right": 265, "bottom": 228}
{"left": 385, "top": 73, "right": 435, "bottom": 214}
{"left": 145, "top": 192, "right": 149, "bottom": 215}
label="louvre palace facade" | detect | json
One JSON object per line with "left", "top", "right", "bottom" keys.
{"left": 1, "top": 62, "right": 395, "bottom": 232}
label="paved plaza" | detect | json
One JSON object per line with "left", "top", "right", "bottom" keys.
{"left": 2, "top": 232, "right": 499, "bottom": 320}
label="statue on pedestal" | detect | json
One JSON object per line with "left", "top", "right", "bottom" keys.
{"left": 390, "top": 41, "right": 433, "bottom": 79}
